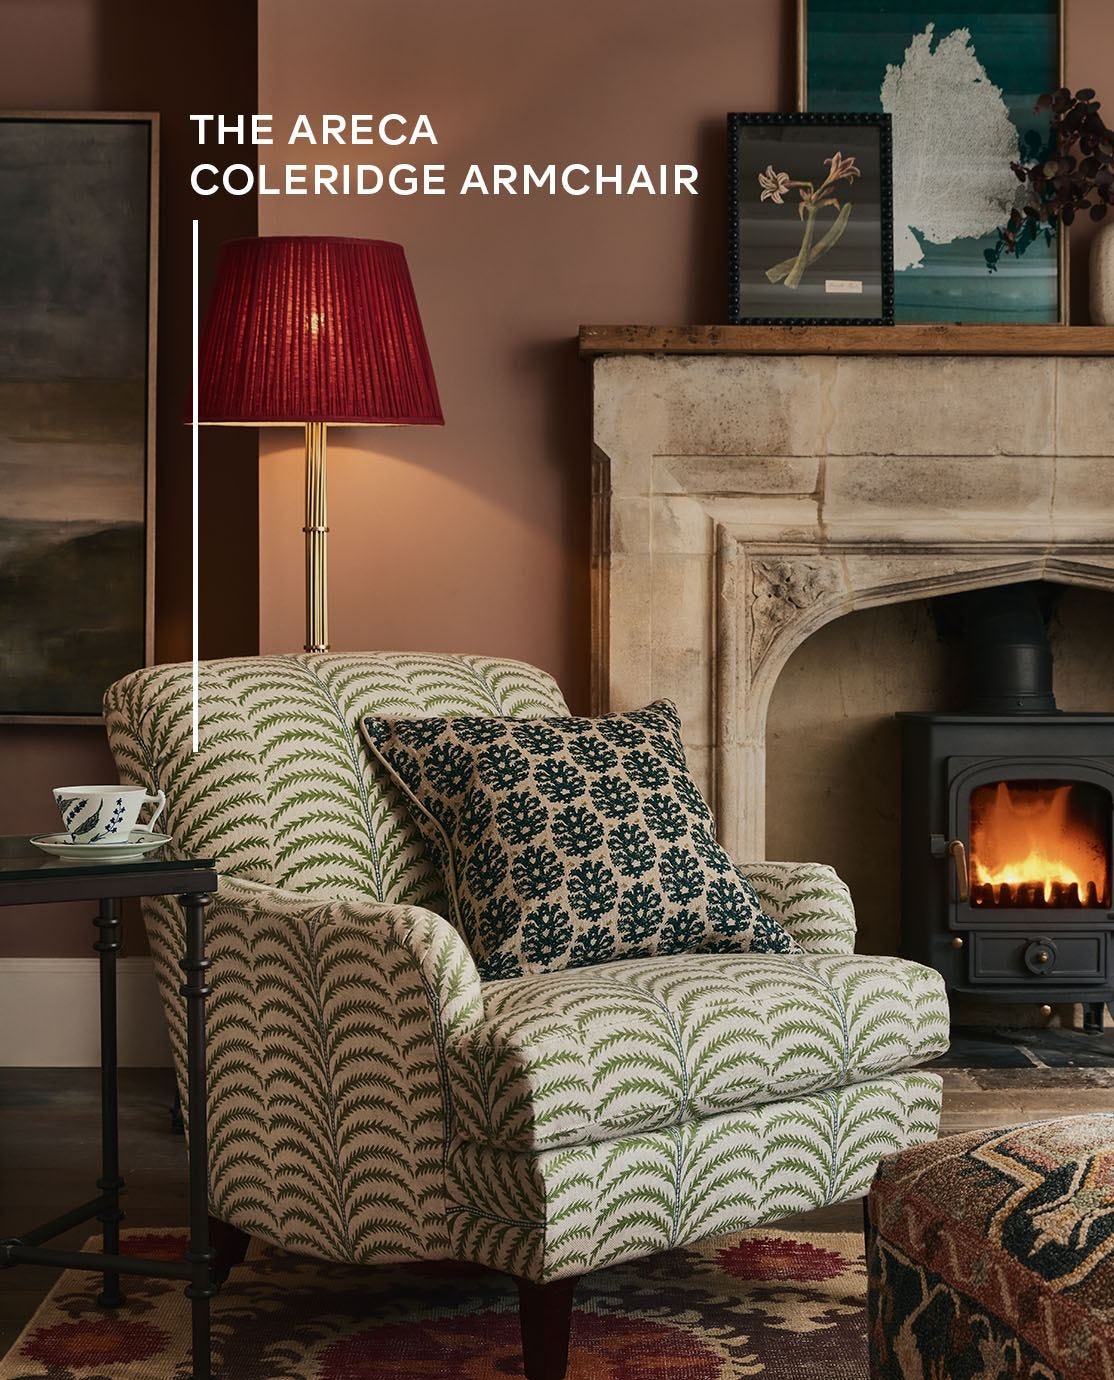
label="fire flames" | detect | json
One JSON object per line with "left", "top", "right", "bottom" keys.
{"left": 969, "top": 781, "right": 1109, "bottom": 909}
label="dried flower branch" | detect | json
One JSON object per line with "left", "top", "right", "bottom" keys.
{"left": 987, "top": 86, "right": 1114, "bottom": 269}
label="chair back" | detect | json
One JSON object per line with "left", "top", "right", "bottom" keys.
{"left": 104, "top": 653, "right": 568, "bottom": 904}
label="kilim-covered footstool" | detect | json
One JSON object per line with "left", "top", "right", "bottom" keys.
{"left": 866, "top": 1115, "right": 1114, "bottom": 1380}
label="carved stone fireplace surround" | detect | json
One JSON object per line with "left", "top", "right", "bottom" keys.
{"left": 585, "top": 326, "right": 1114, "bottom": 862}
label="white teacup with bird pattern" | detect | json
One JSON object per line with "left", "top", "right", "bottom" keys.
{"left": 53, "top": 785, "right": 167, "bottom": 845}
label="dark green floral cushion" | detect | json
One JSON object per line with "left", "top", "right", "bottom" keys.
{"left": 359, "top": 700, "right": 798, "bottom": 980}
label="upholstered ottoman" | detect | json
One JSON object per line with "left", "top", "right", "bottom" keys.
{"left": 866, "top": 1115, "right": 1114, "bottom": 1380}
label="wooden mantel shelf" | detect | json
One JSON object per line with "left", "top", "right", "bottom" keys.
{"left": 579, "top": 324, "right": 1114, "bottom": 357}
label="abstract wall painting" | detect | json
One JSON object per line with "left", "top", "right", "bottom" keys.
{"left": 729, "top": 113, "right": 894, "bottom": 325}
{"left": 799, "top": 0, "right": 1063, "bottom": 322}
{"left": 0, "top": 114, "right": 157, "bottom": 721}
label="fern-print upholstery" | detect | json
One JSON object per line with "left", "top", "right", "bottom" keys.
{"left": 450, "top": 952, "right": 947, "bottom": 1152}
{"left": 104, "top": 653, "right": 949, "bottom": 1284}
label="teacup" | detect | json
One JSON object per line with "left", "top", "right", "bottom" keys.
{"left": 53, "top": 785, "right": 167, "bottom": 845}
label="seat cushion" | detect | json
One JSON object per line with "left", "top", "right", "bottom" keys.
{"left": 449, "top": 951, "right": 949, "bottom": 1152}
{"left": 361, "top": 699, "right": 796, "bottom": 980}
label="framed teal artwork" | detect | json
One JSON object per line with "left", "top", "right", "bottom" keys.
{"left": 798, "top": 0, "right": 1065, "bottom": 323}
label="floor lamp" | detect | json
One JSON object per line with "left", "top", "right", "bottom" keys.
{"left": 195, "top": 236, "right": 443, "bottom": 652}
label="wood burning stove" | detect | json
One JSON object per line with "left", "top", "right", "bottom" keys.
{"left": 899, "top": 584, "right": 1113, "bottom": 1031}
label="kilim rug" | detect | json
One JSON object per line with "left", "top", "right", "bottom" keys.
{"left": 0, "top": 1228, "right": 868, "bottom": 1379}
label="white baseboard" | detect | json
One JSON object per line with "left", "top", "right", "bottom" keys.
{"left": 0, "top": 957, "right": 172, "bottom": 1067}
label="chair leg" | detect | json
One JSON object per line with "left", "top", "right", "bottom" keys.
{"left": 208, "top": 1215, "right": 251, "bottom": 1284}
{"left": 516, "top": 1275, "right": 579, "bottom": 1380}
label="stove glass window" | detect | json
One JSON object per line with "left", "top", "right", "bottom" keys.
{"left": 969, "top": 778, "right": 1111, "bottom": 909}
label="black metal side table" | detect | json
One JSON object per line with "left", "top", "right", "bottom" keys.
{"left": 0, "top": 836, "right": 219, "bottom": 1379}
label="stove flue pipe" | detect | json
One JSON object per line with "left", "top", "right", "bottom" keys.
{"left": 959, "top": 583, "right": 1058, "bottom": 715}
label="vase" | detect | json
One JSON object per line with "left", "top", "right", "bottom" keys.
{"left": 1088, "top": 219, "right": 1114, "bottom": 324}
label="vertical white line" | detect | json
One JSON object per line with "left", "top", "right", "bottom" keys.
{"left": 191, "top": 219, "right": 200, "bottom": 754}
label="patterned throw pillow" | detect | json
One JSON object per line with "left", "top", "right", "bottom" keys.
{"left": 359, "top": 700, "right": 798, "bottom": 980}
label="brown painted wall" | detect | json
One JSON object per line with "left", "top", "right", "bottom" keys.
{"left": 257, "top": 0, "right": 1109, "bottom": 702}
{"left": 256, "top": 0, "right": 795, "bottom": 690}
{"left": 0, "top": 0, "right": 259, "bottom": 956}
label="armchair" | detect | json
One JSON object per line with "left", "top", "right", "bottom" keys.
{"left": 105, "top": 653, "right": 948, "bottom": 1380}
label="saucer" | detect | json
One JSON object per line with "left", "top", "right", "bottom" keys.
{"left": 30, "top": 830, "right": 172, "bottom": 861}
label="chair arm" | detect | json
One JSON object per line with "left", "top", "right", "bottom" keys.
{"left": 149, "top": 875, "right": 484, "bottom": 1261}
{"left": 217, "top": 874, "right": 484, "bottom": 1037}
{"left": 739, "top": 861, "right": 857, "bottom": 954}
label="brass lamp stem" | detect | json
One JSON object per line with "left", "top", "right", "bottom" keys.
{"left": 303, "top": 421, "right": 329, "bottom": 653}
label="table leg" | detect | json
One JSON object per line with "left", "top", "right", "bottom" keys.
{"left": 93, "top": 898, "right": 124, "bottom": 1309}
{"left": 179, "top": 892, "right": 216, "bottom": 1380}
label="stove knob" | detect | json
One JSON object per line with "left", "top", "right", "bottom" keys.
{"left": 951, "top": 935, "right": 965, "bottom": 949}
{"left": 1024, "top": 938, "right": 1058, "bottom": 974}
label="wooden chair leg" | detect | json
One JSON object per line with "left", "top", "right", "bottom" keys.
{"left": 517, "top": 1275, "right": 579, "bottom": 1380}
{"left": 208, "top": 1215, "right": 251, "bottom": 1284}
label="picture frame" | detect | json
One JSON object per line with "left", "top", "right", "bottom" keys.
{"left": 728, "top": 111, "right": 894, "bottom": 326}
{"left": 797, "top": 0, "right": 1066, "bottom": 324}
{"left": 0, "top": 112, "right": 158, "bottom": 724}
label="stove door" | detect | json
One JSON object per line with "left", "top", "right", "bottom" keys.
{"left": 947, "top": 757, "right": 1114, "bottom": 931}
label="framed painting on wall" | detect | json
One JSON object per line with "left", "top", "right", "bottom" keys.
{"left": 0, "top": 113, "right": 157, "bottom": 723}
{"left": 798, "top": 0, "right": 1065, "bottom": 323}
{"left": 728, "top": 112, "right": 894, "bottom": 325}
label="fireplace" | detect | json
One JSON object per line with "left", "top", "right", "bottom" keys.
{"left": 899, "top": 585, "right": 1114, "bottom": 1030}
{"left": 585, "top": 329, "right": 1114, "bottom": 1019}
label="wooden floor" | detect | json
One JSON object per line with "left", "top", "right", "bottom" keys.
{"left": 2, "top": 1065, "right": 1113, "bottom": 1354}
{"left": 0, "top": 1069, "right": 184, "bottom": 1354}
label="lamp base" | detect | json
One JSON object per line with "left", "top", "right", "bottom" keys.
{"left": 303, "top": 422, "right": 329, "bottom": 653}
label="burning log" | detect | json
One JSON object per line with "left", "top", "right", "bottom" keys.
{"left": 972, "top": 871, "right": 1103, "bottom": 908}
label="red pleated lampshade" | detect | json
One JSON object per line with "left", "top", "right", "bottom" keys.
{"left": 196, "top": 236, "right": 443, "bottom": 425}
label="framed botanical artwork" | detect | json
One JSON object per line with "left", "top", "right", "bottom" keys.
{"left": 728, "top": 112, "right": 894, "bottom": 325}
{"left": 798, "top": 0, "right": 1065, "bottom": 323}
{"left": 0, "top": 113, "right": 157, "bottom": 723}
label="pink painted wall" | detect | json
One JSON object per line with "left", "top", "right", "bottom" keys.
{"left": 257, "top": 0, "right": 797, "bottom": 703}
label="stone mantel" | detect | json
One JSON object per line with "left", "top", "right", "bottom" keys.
{"left": 580, "top": 324, "right": 1114, "bottom": 356}
{"left": 586, "top": 336, "right": 1114, "bottom": 860}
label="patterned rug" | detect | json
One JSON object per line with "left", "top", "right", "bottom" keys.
{"left": 1, "top": 1228, "right": 868, "bottom": 1378}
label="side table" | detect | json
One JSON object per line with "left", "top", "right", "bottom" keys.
{"left": 0, "top": 836, "right": 219, "bottom": 1379}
